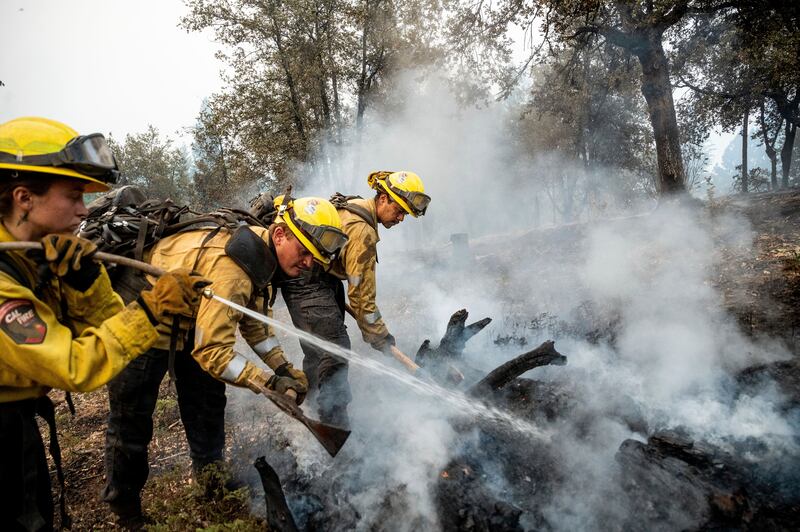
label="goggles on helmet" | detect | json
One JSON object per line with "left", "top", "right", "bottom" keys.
{"left": 384, "top": 180, "right": 431, "bottom": 216}
{"left": 277, "top": 194, "right": 348, "bottom": 262}
{"left": 0, "top": 133, "right": 119, "bottom": 184}
{"left": 292, "top": 214, "right": 349, "bottom": 258}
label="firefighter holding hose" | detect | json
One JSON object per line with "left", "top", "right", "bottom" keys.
{"left": 0, "top": 116, "right": 209, "bottom": 531}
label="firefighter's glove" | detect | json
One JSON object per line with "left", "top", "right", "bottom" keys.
{"left": 370, "top": 332, "right": 396, "bottom": 355}
{"left": 275, "top": 362, "right": 309, "bottom": 391}
{"left": 39, "top": 234, "right": 100, "bottom": 291}
{"left": 244, "top": 369, "right": 270, "bottom": 394}
{"left": 267, "top": 371, "right": 307, "bottom": 405}
{"left": 137, "top": 269, "right": 211, "bottom": 326}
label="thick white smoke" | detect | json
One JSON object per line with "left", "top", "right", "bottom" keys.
{"left": 226, "top": 67, "right": 796, "bottom": 530}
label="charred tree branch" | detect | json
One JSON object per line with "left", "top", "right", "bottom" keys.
{"left": 470, "top": 341, "right": 567, "bottom": 395}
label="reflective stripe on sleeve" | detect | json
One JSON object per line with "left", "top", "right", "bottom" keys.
{"left": 220, "top": 354, "right": 248, "bottom": 383}
{"left": 252, "top": 336, "right": 280, "bottom": 356}
{"left": 363, "top": 310, "right": 382, "bottom": 324}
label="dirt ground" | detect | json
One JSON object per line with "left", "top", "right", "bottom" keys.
{"left": 43, "top": 189, "right": 800, "bottom": 530}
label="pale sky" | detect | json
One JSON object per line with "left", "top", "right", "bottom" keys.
{"left": 0, "top": 0, "right": 222, "bottom": 141}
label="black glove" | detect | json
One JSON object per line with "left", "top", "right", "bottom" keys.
{"left": 370, "top": 332, "right": 396, "bottom": 355}
{"left": 40, "top": 234, "right": 101, "bottom": 291}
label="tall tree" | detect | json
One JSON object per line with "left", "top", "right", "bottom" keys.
{"left": 182, "top": 0, "right": 443, "bottom": 190}
{"left": 677, "top": 1, "right": 800, "bottom": 189}
{"left": 517, "top": 38, "right": 657, "bottom": 219}
{"left": 450, "top": 1, "right": 749, "bottom": 196}
{"left": 109, "top": 126, "right": 192, "bottom": 203}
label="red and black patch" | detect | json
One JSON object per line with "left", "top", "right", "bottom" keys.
{"left": 0, "top": 299, "right": 47, "bottom": 345}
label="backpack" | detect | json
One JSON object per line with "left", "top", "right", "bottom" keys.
{"left": 329, "top": 192, "right": 375, "bottom": 228}
{"left": 79, "top": 185, "right": 267, "bottom": 303}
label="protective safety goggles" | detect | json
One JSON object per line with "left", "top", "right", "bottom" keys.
{"left": 0, "top": 133, "right": 119, "bottom": 183}
{"left": 292, "top": 214, "right": 349, "bottom": 258}
{"left": 385, "top": 180, "right": 431, "bottom": 216}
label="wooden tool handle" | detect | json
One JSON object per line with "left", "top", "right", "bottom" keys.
{"left": 390, "top": 345, "right": 421, "bottom": 374}
{"left": 0, "top": 241, "right": 166, "bottom": 277}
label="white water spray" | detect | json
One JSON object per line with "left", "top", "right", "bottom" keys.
{"left": 210, "top": 293, "right": 551, "bottom": 440}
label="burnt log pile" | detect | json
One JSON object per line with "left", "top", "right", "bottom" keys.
{"left": 423, "top": 310, "right": 800, "bottom": 531}
{"left": 253, "top": 309, "right": 800, "bottom": 531}
{"left": 617, "top": 430, "right": 800, "bottom": 530}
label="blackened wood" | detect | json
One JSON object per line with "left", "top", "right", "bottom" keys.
{"left": 440, "top": 309, "right": 492, "bottom": 357}
{"left": 470, "top": 341, "right": 567, "bottom": 395}
{"left": 416, "top": 309, "right": 492, "bottom": 366}
{"left": 255, "top": 456, "right": 298, "bottom": 532}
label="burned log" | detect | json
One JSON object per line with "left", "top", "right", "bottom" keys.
{"left": 254, "top": 456, "right": 298, "bottom": 532}
{"left": 416, "top": 308, "right": 492, "bottom": 364}
{"left": 436, "top": 460, "right": 523, "bottom": 532}
{"left": 616, "top": 430, "right": 800, "bottom": 530}
{"left": 469, "top": 341, "right": 567, "bottom": 396}
{"left": 415, "top": 309, "right": 491, "bottom": 384}
{"left": 439, "top": 309, "right": 493, "bottom": 357}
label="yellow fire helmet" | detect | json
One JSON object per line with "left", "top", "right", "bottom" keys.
{"left": 273, "top": 194, "right": 349, "bottom": 265}
{"left": 0, "top": 116, "right": 119, "bottom": 192}
{"left": 367, "top": 170, "right": 431, "bottom": 217}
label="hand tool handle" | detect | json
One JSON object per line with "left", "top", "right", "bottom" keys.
{"left": 390, "top": 345, "right": 421, "bottom": 374}
{"left": 0, "top": 241, "right": 166, "bottom": 277}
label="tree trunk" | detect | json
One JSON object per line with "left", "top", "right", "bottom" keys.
{"left": 268, "top": 17, "right": 308, "bottom": 154}
{"left": 355, "top": 0, "right": 370, "bottom": 130}
{"left": 780, "top": 122, "right": 797, "bottom": 188}
{"left": 326, "top": 2, "right": 341, "bottom": 142}
{"left": 757, "top": 101, "right": 779, "bottom": 190}
{"left": 741, "top": 107, "right": 749, "bottom": 193}
{"left": 635, "top": 35, "right": 687, "bottom": 195}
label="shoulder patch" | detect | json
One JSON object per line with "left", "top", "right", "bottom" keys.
{"left": 0, "top": 299, "right": 47, "bottom": 345}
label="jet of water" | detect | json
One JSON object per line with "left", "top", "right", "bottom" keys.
{"left": 211, "top": 293, "right": 551, "bottom": 440}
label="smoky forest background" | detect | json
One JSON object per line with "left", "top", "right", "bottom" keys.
{"left": 107, "top": 0, "right": 799, "bottom": 221}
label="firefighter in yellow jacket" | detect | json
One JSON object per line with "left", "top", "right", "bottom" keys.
{"left": 281, "top": 171, "right": 430, "bottom": 427}
{"left": 102, "top": 195, "right": 348, "bottom": 528}
{"left": 0, "top": 117, "right": 209, "bottom": 532}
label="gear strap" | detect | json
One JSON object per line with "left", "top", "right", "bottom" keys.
{"left": 330, "top": 193, "right": 376, "bottom": 230}
{"left": 34, "top": 396, "right": 71, "bottom": 529}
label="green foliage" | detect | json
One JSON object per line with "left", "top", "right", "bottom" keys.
{"left": 182, "top": 0, "right": 446, "bottom": 191}
{"left": 675, "top": 1, "right": 800, "bottom": 190}
{"left": 144, "top": 465, "right": 263, "bottom": 530}
{"left": 109, "top": 126, "right": 193, "bottom": 204}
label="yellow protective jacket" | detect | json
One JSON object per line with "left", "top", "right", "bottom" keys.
{"left": 0, "top": 224, "right": 160, "bottom": 403}
{"left": 329, "top": 197, "right": 390, "bottom": 345}
{"left": 146, "top": 226, "right": 285, "bottom": 387}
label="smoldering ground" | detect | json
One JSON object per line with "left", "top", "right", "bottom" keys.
{"left": 223, "top": 70, "right": 799, "bottom": 530}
